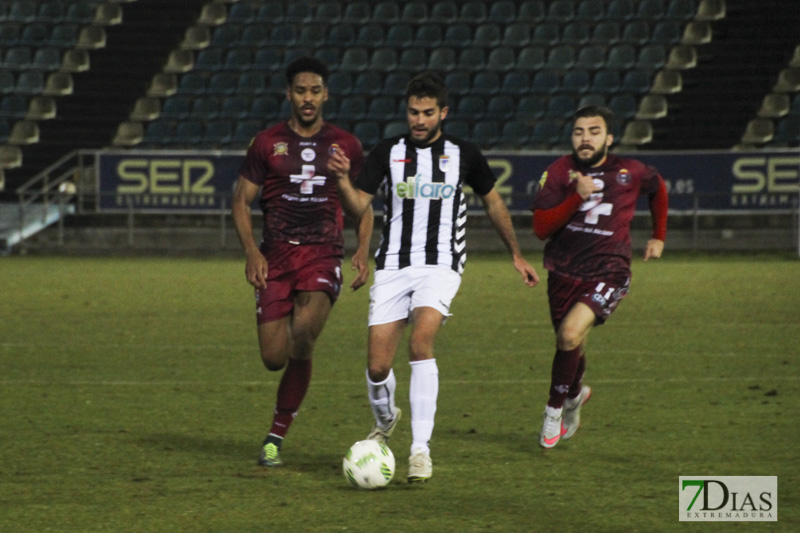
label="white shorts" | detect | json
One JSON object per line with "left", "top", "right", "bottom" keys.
{"left": 368, "top": 266, "right": 462, "bottom": 326}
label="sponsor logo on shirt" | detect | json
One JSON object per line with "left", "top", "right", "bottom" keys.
{"left": 301, "top": 148, "right": 316, "bottom": 162}
{"left": 395, "top": 173, "right": 455, "bottom": 200}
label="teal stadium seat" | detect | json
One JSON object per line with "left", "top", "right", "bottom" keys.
{"left": 443, "top": 24, "right": 471, "bottom": 49}
{"left": 355, "top": 23, "right": 385, "bottom": 47}
{"left": 342, "top": 1, "right": 371, "bottom": 24}
{"left": 299, "top": 24, "right": 326, "bottom": 47}
{"left": 227, "top": 2, "right": 255, "bottom": 23}
{"left": 353, "top": 72, "right": 382, "bottom": 95}
{"left": 369, "top": 48, "right": 399, "bottom": 73}
{"left": 518, "top": 1, "right": 545, "bottom": 22}
{"left": 575, "top": 0, "right": 605, "bottom": 22}
{"left": 489, "top": 1, "right": 516, "bottom": 24}
{"left": 373, "top": 1, "right": 400, "bottom": 24}
{"left": 545, "top": 0, "right": 575, "bottom": 22}
{"left": 191, "top": 95, "right": 220, "bottom": 119}
{"left": 516, "top": 47, "right": 546, "bottom": 72}
{"left": 500, "top": 72, "right": 530, "bottom": 95}
{"left": 460, "top": 1, "right": 487, "bottom": 24}
{"left": 316, "top": 1, "right": 343, "bottom": 23}
{"left": 416, "top": 24, "right": 443, "bottom": 48}
{"left": 285, "top": 3, "right": 312, "bottom": 23}
{"left": 428, "top": 48, "right": 457, "bottom": 72}
{"left": 161, "top": 95, "right": 191, "bottom": 119}
{"left": 9, "top": 1, "right": 36, "bottom": 23}
{"left": 607, "top": 0, "right": 635, "bottom": 20}
{"left": 499, "top": 120, "right": 532, "bottom": 148}
{"left": 503, "top": 23, "right": 531, "bottom": 47}
{"left": 621, "top": 20, "right": 650, "bottom": 45}
{"left": 385, "top": 24, "right": 414, "bottom": 48}
{"left": 486, "top": 47, "right": 516, "bottom": 72}
{"left": 220, "top": 95, "right": 249, "bottom": 119}
{"left": 241, "top": 24, "right": 268, "bottom": 46}
{"left": 562, "top": 21, "right": 591, "bottom": 45}
{"left": 591, "top": 21, "right": 620, "bottom": 44}
{"left": 473, "top": 23, "right": 502, "bottom": 48}
{"left": 665, "top": 0, "right": 697, "bottom": 20}
{"left": 472, "top": 120, "right": 499, "bottom": 147}
{"left": 637, "top": 0, "right": 666, "bottom": 20}
{"left": 401, "top": 1, "right": 429, "bottom": 23}
{"left": 575, "top": 45, "right": 606, "bottom": 70}
{"left": 327, "top": 24, "right": 355, "bottom": 47}
{"left": 430, "top": 1, "right": 457, "bottom": 24}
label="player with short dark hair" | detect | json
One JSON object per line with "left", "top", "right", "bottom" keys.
{"left": 231, "top": 56, "right": 372, "bottom": 466}
{"left": 329, "top": 71, "right": 539, "bottom": 482}
{"left": 531, "top": 105, "right": 668, "bottom": 448}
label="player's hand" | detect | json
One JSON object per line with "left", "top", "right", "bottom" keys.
{"left": 643, "top": 239, "right": 664, "bottom": 261}
{"left": 513, "top": 255, "right": 540, "bottom": 287}
{"left": 245, "top": 249, "right": 268, "bottom": 289}
{"left": 350, "top": 247, "right": 370, "bottom": 291}
{"left": 327, "top": 147, "right": 351, "bottom": 181}
{"left": 571, "top": 171, "right": 600, "bottom": 200}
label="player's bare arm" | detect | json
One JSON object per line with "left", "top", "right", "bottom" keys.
{"left": 351, "top": 204, "right": 374, "bottom": 291}
{"left": 480, "top": 188, "right": 540, "bottom": 287}
{"left": 327, "top": 149, "right": 374, "bottom": 218}
{"left": 231, "top": 176, "right": 268, "bottom": 289}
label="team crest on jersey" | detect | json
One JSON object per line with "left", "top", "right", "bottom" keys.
{"left": 329, "top": 143, "right": 340, "bottom": 155}
{"left": 439, "top": 155, "right": 450, "bottom": 172}
{"left": 616, "top": 168, "right": 631, "bottom": 185}
{"left": 273, "top": 142, "right": 288, "bottom": 156}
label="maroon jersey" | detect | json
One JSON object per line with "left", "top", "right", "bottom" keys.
{"left": 531, "top": 154, "right": 662, "bottom": 280}
{"left": 238, "top": 121, "right": 364, "bottom": 250}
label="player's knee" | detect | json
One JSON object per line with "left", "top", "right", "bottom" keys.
{"left": 261, "top": 355, "right": 286, "bottom": 372}
{"left": 367, "top": 363, "right": 391, "bottom": 383}
{"left": 557, "top": 328, "right": 584, "bottom": 351}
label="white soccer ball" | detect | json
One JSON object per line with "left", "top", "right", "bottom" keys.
{"left": 343, "top": 440, "right": 395, "bottom": 489}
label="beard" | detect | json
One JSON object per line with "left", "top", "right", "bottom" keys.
{"left": 410, "top": 120, "right": 442, "bottom": 146}
{"left": 294, "top": 105, "right": 320, "bottom": 128}
{"left": 573, "top": 142, "right": 608, "bottom": 168}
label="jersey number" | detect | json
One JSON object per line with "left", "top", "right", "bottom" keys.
{"left": 291, "top": 165, "right": 325, "bottom": 194}
{"left": 579, "top": 178, "right": 612, "bottom": 225}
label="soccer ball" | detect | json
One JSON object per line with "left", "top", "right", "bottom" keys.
{"left": 343, "top": 440, "right": 395, "bottom": 489}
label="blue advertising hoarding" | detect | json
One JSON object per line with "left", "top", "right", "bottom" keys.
{"left": 97, "top": 150, "right": 799, "bottom": 214}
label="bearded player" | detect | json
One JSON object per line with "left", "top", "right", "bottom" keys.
{"left": 531, "top": 105, "right": 668, "bottom": 448}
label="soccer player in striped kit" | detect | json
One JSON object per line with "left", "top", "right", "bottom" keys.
{"left": 531, "top": 105, "right": 668, "bottom": 449}
{"left": 231, "top": 57, "right": 373, "bottom": 467}
{"left": 329, "top": 72, "right": 539, "bottom": 482}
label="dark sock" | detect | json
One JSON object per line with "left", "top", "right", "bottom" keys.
{"left": 548, "top": 347, "right": 582, "bottom": 409}
{"left": 268, "top": 358, "right": 312, "bottom": 441}
{"left": 567, "top": 354, "right": 586, "bottom": 400}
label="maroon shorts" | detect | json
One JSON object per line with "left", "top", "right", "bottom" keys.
{"left": 547, "top": 271, "right": 630, "bottom": 330}
{"left": 255, "top": 242, "right": 343, "bottom": 324}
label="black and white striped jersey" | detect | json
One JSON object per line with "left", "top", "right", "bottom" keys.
{"left": 355, "top": 134, "right": 496, "bottom": 274}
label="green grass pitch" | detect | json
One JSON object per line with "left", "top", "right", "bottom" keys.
{"left": 1, "top": 253, "right": 798, "bottom": 532}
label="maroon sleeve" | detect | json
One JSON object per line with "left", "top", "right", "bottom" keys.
{"left": 649, "top": 176, "right": 668, "bottom": 241}
{"left": 238, "top": 130, "right": 270, "bottom": 185}
{"left": 532, "top": 192, "right": 584, "bottom": 240}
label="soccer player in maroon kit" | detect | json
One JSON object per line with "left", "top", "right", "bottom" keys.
{"left": 531, "top": 106, "right": 668, "bottom": 448}
{"left": 231, "top": 57, "right": 372, "bottom": 466}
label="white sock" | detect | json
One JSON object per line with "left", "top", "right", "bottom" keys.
{"left": 409, "top": 359, "right": 438, "bottom": 454}
{"left": 366, "top": 368, "right": 396, "bottom": 428}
